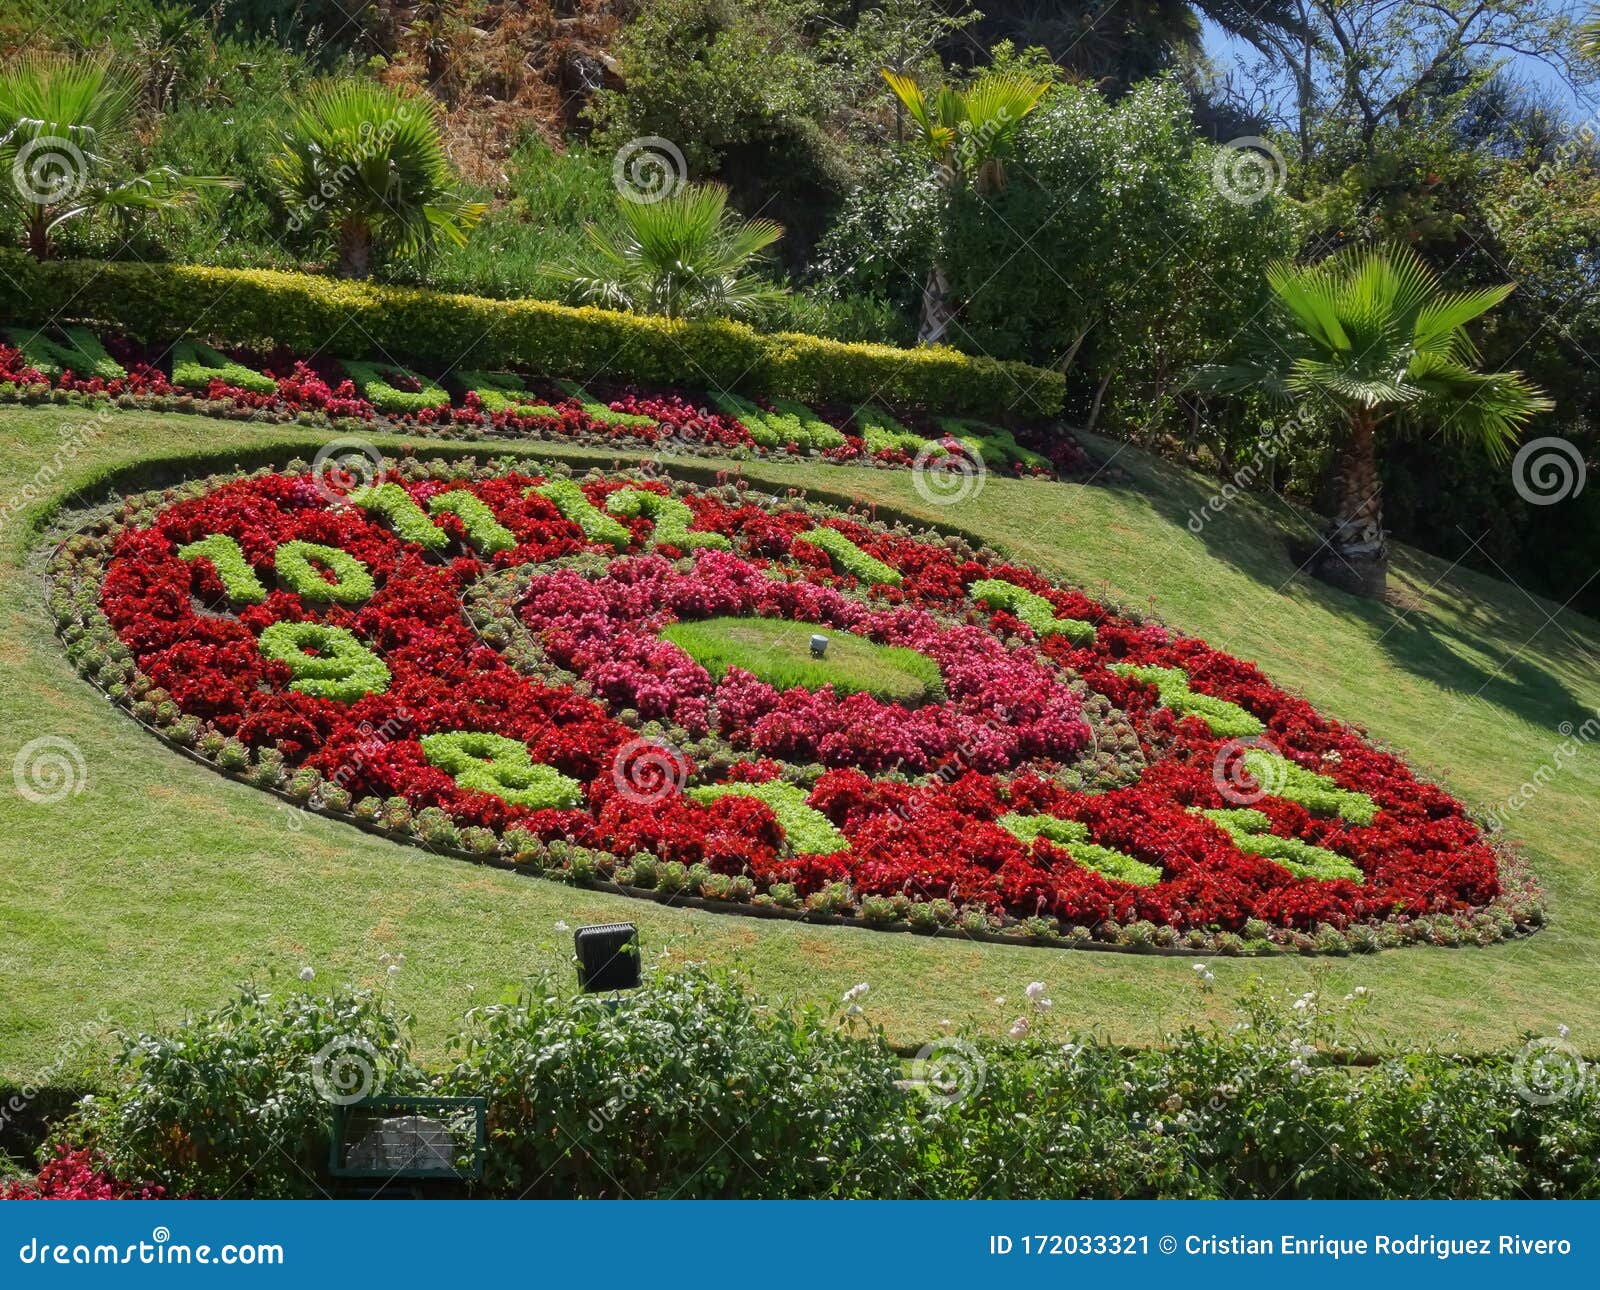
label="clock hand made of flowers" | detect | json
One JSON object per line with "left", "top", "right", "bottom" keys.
{"left": 51, "top": 457, "right": 1539, "bottom": 954}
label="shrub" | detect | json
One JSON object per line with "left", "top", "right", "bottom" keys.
{"left": 439, "top": 966, "right": 910, "bottom": 1197}
{"left": 68, "top": 982, "right": 419, "bottom": 1199}
{"left": 0, "top": 250, "right": 1064, "bottom": 414}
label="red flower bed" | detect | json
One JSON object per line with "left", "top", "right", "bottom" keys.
{"left": 55, "top": 462, "right": 1531, "bottom": 951}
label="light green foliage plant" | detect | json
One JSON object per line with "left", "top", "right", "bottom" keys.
{"left": 531, "top": 478, "right": 633, "bottom": 550}
{"left": 170, "top": 340, "right": 276, "bottom": 394}
{"left": 257, "top": 621, "right": 390, "bottom": 702}
{"left": 997, "top": 812, "right": 1162, "bottom": 886}
{"left": 3, "top": 325, "right": 125, "bottom": 380}
{"left": 1198, "top": 807, "right": 1365, "bottom": 883}
{"left": 606, "top": 488, "right": 730, "bottom": 550}
{"left": 273, "top": 540, "right": 374, "bottom": 605}
{"left": 176, "top": 533, "right": 266, "bottom": 604}
{"left": 1239, "top": 750, "right": 1378, "bottom": 825}
{"left": 341, "top": 361, "right": 450, "bottom": 415}
{"left": 969, "top": 578, "right": 1095, "bottom": 644}
{"left": 796, "top": 526, "right": 902, "bottom": 586}
{"left": 349, "top": 483, "right": 449, "bottom": 551}
{"left": 428, "top": 489, "right": 517, "bottom": 555}
{"left": 690, "top": 779, "right": 850, "bottom": 855}
{"left": 458, "top": 371, "right": 558, "bottom": 418}
{"left": 419, "top": 731, "right": 584, "bottom": 811}
{"left": 1110, "top": 663, "right": 1265, "bottom": 738}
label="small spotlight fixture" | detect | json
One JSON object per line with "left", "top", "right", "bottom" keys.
{"left": 574, "top": 922, "right": 641, "bottom": 994}
{"left": 810, "top": 633, "right": 830, "bottom": 659}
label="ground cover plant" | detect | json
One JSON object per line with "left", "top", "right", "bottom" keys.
{"left": 46, "top": 453, "right": 1537, "bottom": 954}
{"left": 0, "top": 325, "right": 1084, "bottom": 481}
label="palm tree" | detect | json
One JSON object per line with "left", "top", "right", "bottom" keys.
{"left": 0, "top": 52, "right": 235, "bottom": 260}
{"left": 1190, "top": 244, "right": 1552, "bottom": 599}
{"left": 268, "top": 79, "right": 485, "bottom": 279}
{"left": 556, "top": 182, "right": 785, "bottom": 322}
{"left": 881, "top": 66, "right": 1050, "bottom": 344}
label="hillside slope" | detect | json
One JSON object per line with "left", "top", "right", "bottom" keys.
{"left": 2, "top": 407, "right": 1597, "bottom": 1079}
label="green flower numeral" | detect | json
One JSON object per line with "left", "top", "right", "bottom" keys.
{"left": 1198, "top": 808, "right": 1365, "bottom": 884}
{"left": 997, "top": 812, "right": 1163, "bottom": 886}
{"left": 795, "top": 527, "right": 902, "bottom": 586}
{"left": 349, "top": 483, "right": 450, "bottom": 551}
{"left": 459, "top": 371, "right": 558, "bottom": 418}
{"left": 1239, "top": 750, "right": 1378, "bottom": 825}
{"left": 531, "top": 479, "right": 633, "bottom": 550}
{"left": 274, "top": 540, "right": 375, "bottom": 606}
{"left": 970, "top": 578, "right": 1095, "bottom": 644}
{"left": 606, "top": 488, "right": 730, "bottom": 550}
{"left": 690, "top": 780, "right": 849, "bottom": 856}
{"left": 429, "top": 490, "right": 517, "bottom": 555}
{"left": 177, "top": 533, "right": 267, "bottom": 605}
{"left": 171, "top": 340, "right": 276, "bottom": 395}
{"left": 258, "top": 622, "right": 389, "bottom": 702}
{"left": 1110, "top": 663, "right": 1265, "bottom": 739}
{"left": 420, "top": 731, "right": 584, "bottom": 810}
{"left": 556, "top": 380, "right": 655, "bottom": 429}
{"left": 4, "top": 325, "right": 126, "bottom": 381}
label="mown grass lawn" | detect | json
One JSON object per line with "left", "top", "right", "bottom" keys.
{"left": 3, "top": 404, "right": 1598, "bottom": 1083}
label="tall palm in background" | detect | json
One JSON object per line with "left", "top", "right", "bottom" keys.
{"left": 558, "top": 181, "right": 785, "bottom": 321}
{"left": 0, "top": 52, "right": 234, "bottom": 260}
{"left": 881, "top": 66, "right": 1050, "bottom": 344}
{"left": 268, "top": 79, "right": 485, "bottom": 279}
{"left": 1190, "top": 244, "right": 1551, "bottom": 599}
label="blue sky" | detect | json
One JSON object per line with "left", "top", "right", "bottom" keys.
{"left": 1199, "top": 14, "right": 1598, "bottom": 125}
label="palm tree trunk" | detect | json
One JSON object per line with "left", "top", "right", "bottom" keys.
{"left": 26, "top": 212, "right": 50, "bottom": 261}
{"left": 1314, "top": 412, "right": 1388, "bottom": 598}
{"left": 918, "top": 263, "right": 956, "bottom": 346}
{"left": 337, "top": 219, "right": 373, "bottom": 279}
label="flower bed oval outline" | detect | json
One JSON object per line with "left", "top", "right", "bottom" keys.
{"left": 47, "top": 454, "right": 1543, "bottom": 956}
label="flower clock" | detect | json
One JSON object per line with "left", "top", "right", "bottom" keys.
{"left": 49, "top": 457, "right": 1540, "bottom": 954}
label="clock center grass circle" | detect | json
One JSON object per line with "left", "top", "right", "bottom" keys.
{"left": 659, "top": 616, "right": 943, "bottom": 704}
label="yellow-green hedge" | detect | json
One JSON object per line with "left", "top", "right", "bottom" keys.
{"left": 0, "top": 252, "right": 1063, "bottom": 416}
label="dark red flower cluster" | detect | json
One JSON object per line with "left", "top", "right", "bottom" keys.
{"left": 90, "top": 467, "right": 1503, "bottom": 933}
{"left": 0, "top": 1147, "right": 164, "bottom": 1200}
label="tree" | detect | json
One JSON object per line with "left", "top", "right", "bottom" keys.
{"left": 880, "top": 64, "right": 1050, "bottom": 343}
{"left": 0, "top": 52, "right": 234, "bottom": 260}
{"left": 557, "top": 181, "right": 786, "bottom": 321}
{"left": 268, "top": 79, "right": 485, "bottom": 279}
{"left": 1191, "top": 243, "right": 1551, "bottom": 599}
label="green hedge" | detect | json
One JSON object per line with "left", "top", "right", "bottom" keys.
{"left": 0, "top": 252, "right": 1063, "bottom": 416}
